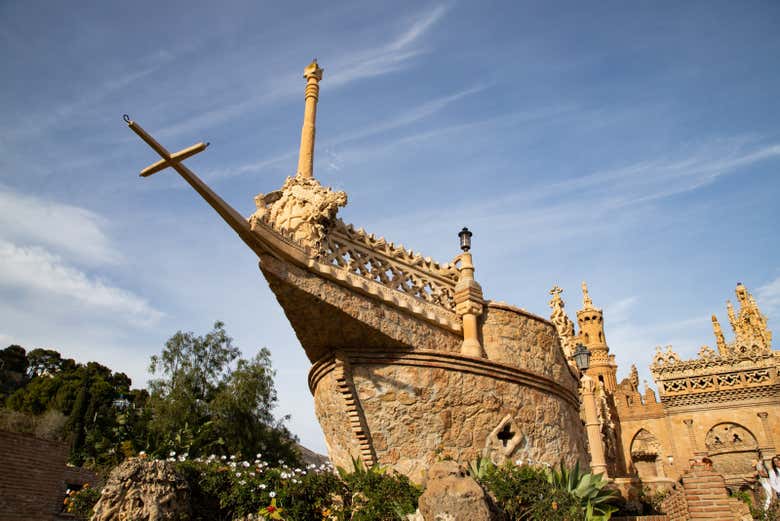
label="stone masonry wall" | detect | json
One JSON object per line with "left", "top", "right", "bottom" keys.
{"left": 0, "top": 430, "right": 96, "bottom": 521}
{"left": 350, "top": 362, "right": 586, "bottom": 482}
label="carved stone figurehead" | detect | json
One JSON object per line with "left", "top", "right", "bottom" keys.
{"left": 249, "top": 175, "right": 347, "bottom": 251}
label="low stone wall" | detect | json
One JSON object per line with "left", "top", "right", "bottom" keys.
{"left": 0, "top": 430, "right": 96, "bottom": 521}
{"left": 658, "top": 458, "right": 753, "bottom": 521}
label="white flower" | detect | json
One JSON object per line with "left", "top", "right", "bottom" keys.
{"left": 221, "top": 455, "right": 227, "bottom": 460}
{"left": 259, "top": 484, "right": 267, "bottom": 490}
{"left": 239, "top": 480, "right": 246, "bottom": 485}
{"left": 235, "top": 472, "right": 242, "bottom": 477}
{"left": 269, "top": 491, "right": 276, "bottom": 498}
{"left": 169, "top": 451, "right": 176, "bottom": 457}
{"left": 230, "top": 455, "right": 236, "bottom": 460}
{"left": 242, "top": 461, "right": 250, "bottom": 468}
{"left": 256, "top": 453, "right": 262, "bottom": 459}
{"left": 139, "top": 451, "right": 146, "bottom": 456}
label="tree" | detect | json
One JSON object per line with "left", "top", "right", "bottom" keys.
{"left": 210, "top": 350, "right": 298, "bottom": 462}
{"left": 146, "top": 322, "right": 298, "bottom": 463}
{"left": 0, "top": 345, "right": 28, "bottom": 397}
{"left": 5, "top": 348, "right": 137, "bottom": 467}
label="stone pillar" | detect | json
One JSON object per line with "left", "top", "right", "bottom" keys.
{"left": 581, "top": 375, "right": 608, "bottom": 476}
{"left": 683, "top": 419, "right": 705, "bottom": 457}
{"left": 454, "top": 251, "right": 485, "bottom": 358}
{"left": 757, "top": 411, "right": 776, "bottom": 460}
{"left": 297, "top": 60, "right": 323, "bottom": 179}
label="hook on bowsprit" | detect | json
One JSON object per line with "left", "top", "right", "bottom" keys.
{"left": 123, "top": 114, "right": 131, "bottom": 124}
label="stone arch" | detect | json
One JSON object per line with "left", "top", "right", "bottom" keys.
{"left": 704, "top": 422, "right": 758, "bottom": 478}
{"left": 630, "top": 428, "right": 663, "bottom": 479}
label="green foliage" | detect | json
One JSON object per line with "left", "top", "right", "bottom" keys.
{"left": 467, "top": 455, "right": 496, "bottom": 481}
{"left": 336, "top": 456, "right": 421, "bottom": 520}
{"left": 3, "top": 346, "right": 140, "bottom": 467}
{"left": 179, "top": 455, "right": 417, "bottom": 521}
{"left": 748, "top": 493, "right": 780, "bottom": 520}
{"left": 480, "top": 461, "right": 582, "bottom": 520}
{"left": 146, "top": 322, "right": 299, "bottom": 465}
{"left": 545, "top": 461, "right": 619, "bottom": 520}
{"left": 0, "top": 345, "right": 28, "bottom": 398}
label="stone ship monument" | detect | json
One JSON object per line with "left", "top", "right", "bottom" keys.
{"left": 126, "top": 61, "right": 587, "bottom": 481}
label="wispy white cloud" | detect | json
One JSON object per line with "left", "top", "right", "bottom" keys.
{"left": 211, "top": 83, "right": 483, "bottom": 179}
{"left": 156, "top": 5, "right": 449, "bottom": 141}
{"left": 327, "top": 4, "right": 449, "bottom": 87}
{"left": 0, "top": 240, "right": 163, "bottom": 326}
{"left": 544, "top": 140, "right": 780, "bottom": 208}
{"left": 0, "top": 185, "right": 119, "bottom": 265}
{"left": 757, "top": 274, "right": 780, "bottom": 319}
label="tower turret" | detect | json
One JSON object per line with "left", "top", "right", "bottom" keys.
{"left": 576, "top": 282, "right": 618, "bottom": 391}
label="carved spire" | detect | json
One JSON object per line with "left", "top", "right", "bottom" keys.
{"left": 629, "top": 364, "right": 639, "bottom": 391}
{"left": 726, "top": 300, "right": 737, "bottom": 334}
{"left": 582, "top": 281, "right": 594, "bottom": 310}
{"left": 711, "top": 314, "right": 727, "bottom": 354}
{"left": 297, "top": 59, "right": 324, "bottom": 179}
{"left": 730, "top": 283, "right": 772, "bottom": 354}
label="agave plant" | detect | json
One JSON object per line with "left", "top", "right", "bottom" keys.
{"left": 546, "top": 460, "right": 619, "bottom": 521}
{"left": 467, "top": 455, "right": 496, "bottom": 481}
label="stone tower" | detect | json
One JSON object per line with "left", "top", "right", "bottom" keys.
{"left": 577, "top": 282, "right": 618, "bottom": 392}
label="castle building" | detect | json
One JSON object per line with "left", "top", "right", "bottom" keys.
{"left": 550, "top": 282, "right": 779, "bottom": 493}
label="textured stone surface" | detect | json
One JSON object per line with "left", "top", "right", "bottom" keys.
{"left": 280, "top": 260, "right": 587, "bottom": 480}
{"left": 418, "top": 461, "right": 497, "bottom": 521}
{"left": 91, "top": 458, "right": 189, "bottom": 521}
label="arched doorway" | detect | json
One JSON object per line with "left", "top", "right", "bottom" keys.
{"left": 630, "top": 428, "right": 663, "bottom": 479}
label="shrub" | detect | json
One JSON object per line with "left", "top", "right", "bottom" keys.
{"left": 480, "top": 461, "right": 582, "bottom": 520}
{"left": 63, "top": 484, "right": 101, "bottom": 520}
{"left": 336, "top": 457, "right": 421, "bottom": 520}
{"left": 177, "top": 453, "right": 419, "bottom": 521}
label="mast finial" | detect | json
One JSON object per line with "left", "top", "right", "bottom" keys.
{"left": 297, "top": 60, "right": 324, "bottom": 179}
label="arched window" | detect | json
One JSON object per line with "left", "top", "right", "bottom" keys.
{"left": 705, "top": 423, "right": 758, "bottom": 477}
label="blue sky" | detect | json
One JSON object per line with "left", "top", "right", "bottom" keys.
{"left": 1, "top": 1, "right": 779, "bottom": 453}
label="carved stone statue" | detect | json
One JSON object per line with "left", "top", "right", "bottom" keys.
{"left": 249, "top": 175, "right": 347, "bottom": 250}
{"left": 549, "top": 285, "right": 577, "bottom": 357}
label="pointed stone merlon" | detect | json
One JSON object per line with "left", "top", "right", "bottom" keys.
{"left": 454, "top": 251, "right": 485, "bottom": 358}
{"left": 297, "top": 60, "right": 324, "bottom": 179}
{"left": 581, "top": 375, "right": 608, "bottom": 477}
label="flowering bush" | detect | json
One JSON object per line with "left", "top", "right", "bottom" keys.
{"left": 63, "top": 483, "right": 101, "bottom": 520}
{"left": 175, "top": 453, "right": 419, "bottom": 520}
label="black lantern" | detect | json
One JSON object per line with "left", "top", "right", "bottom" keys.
{"left": 573, "top": 343, "right": 591, "bottom": 372}
{"left": 458, "top": 227, "right": 472, "bottom": 252}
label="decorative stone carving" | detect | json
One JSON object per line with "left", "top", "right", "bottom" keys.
{"left": 631, "top": 428, "right": 661, "bottom": 460}
{"left": 549, "top": 285, "right": 577, "bottom": 357}
{"left": 318, "top": 219, "right": 459, "bottom": 312}
{"left": 651, "top": 345, "right": 681, "bottom": 368}
{"left": 629, "top": 364, "right": 639, "bottom": 391}
{"left": 697, "top": 345, "right": 717, "bottom": 359}
{"left": 91, "top": 458, "right": 190, "bottom": 521}
{"left": 724, "top": 283, "right": 772, "bottom": 356}
{"left": 705, "top": 423, "right": 757, "bottom": 452}
{"left": 250, "top": 175, "right": 347, "bottom": 250}
{"left": 483, "top": 414, "right": 527, "bottom": 464}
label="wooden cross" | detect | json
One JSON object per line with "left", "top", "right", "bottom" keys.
{"left": 124, "top": 114, "right": 262, "bottom": 254}
{"left": 123, "top": 114, "right": 208, "bottom": 177}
